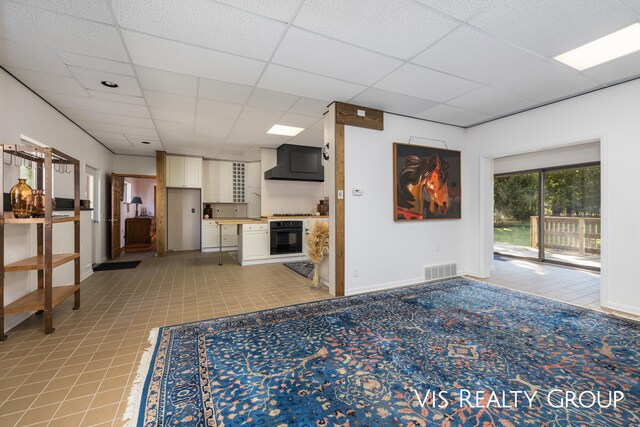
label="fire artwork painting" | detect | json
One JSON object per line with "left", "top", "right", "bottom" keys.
{"left": 393, "top": 142, "right": 461, "bottom": 221}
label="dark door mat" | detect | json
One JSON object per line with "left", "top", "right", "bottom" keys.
{"left": 283, "top": 262, "right": 314, "bottom": 279}
{"left": 93, "top": 261, "right": 141, "bottom": 271}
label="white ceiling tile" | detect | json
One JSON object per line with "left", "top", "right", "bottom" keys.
{"left": 110, "top": 146, "right": 157, "bottom": 155}
{"left": 11, "top": 0, "right": 114, "bottom": 24}
{"left": 226, "top": 128, "right": 289, "bottom": 146}
{"left": 415, "top": 0, "right": 495, "bottom": 21}
{"left": 374, "top": 63, "right": 480, "bottom": 102}
{"left": 77, "top": 121, "right": 159, "bottom": 136}
{"left": 112, "top": 0, "right": 286, "bottom": 61}
{"left": 69, "top": 66, "right": 143, "bottom": 96}
{"left": 98, "top": 138, "right": 134, "bottom": 147}
{"left": 416, "top": 104, "right": 493, "bottom": 126}
{"left": 135, "top": 66, "right": 198, "bottom": 96}
{"left": 88, "top": 90, "right": 146, "bottom": 105}
{"left": 89, "top": 130, "right": 128, "bottom": 141}
{"left": 412, "top": 26, "right": 541, "bottom": 84}
{"left": 123, "top": 31, "right": 265, "bottom": 85}
{"left": 621, "top": 0, "right": 640, "bottom": 14}
{"left": 5, "top": 67, "right": 89, "bottom": 97}
{"left": 195, "top": 114, "right": 236, "bottom": 138}
{"left": 198, "top": 78, "right": 253, "bottom": 103}
{"left": 0, "top": 2, "right": 128, "bottom": 61}
{"left": 246, "top": 89, "right": 299, "bottom": 111}
{"left": 494, "top": 60, "right": 600, "bottom": 103}
{"left": 40, "top": 92, "right": 151, "bottom": 118}
{"left": 124, "top": 134, "right": 162, "bottom": 145}
{"left": 448, "top": 87, "right": 536, "bottom": 116}
{"left": 149, "top": 107, "right": 195, "bottom": 124}
{"left": 0, "top": 38, "right": 71, "bottom": 75}
{"left": 61, "top": 107, "right": 156, "bottom": 128}
{"left": 287, "top": 98, "right": 329, "bottom": 117}
{"left": 154, "top": 120, "right": 194, "bottom": 134}
{"left": 197, "top": 99, "right": 243, "bottom": 119}
{"left": 582, "top": 50, "right": 640, "bottom": 85}
{"left": 469, "top": 0, "right": 637, "bottom": 57}
{"left": 272, "top": 28, "right": 402, "bottom": 85}
{"left": 294, "top": 0, "right": 457, "bottom": 59}
{"left": 275, "top": 113, "right": 320, "bottom": 129}
{"left": 235, "top": 106, "right": 284, "bottom": 131}
{"left": 145, "top": 90, "right": 196, "bottom": 112}
{"left": 258, "top": 64, "right": 366, "bottom": 101}
{"left": 57, "top": 51, "right": 134, "bottom": 76}
{"left": 349, "top": 88, "right": 438, "bottom": 116}
{"left": 215, "top": 0, "right": 304, "bottom": 22}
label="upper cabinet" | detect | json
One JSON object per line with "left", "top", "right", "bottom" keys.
{"left": 166, "top": 155, "right": 202, "bottom": 188}
{"left": 203, "top": 161, "right": 247, "bottom": 203}
{"left": 203, "top": 160, "right": 218, "bottom": 202}
{"left": 217, "top": 161, "right": 233, "bottom": 203}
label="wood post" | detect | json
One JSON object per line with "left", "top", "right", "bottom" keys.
{"left": 156, "top": 151, "right": 166, "bottom": 257}
{"left": 44, "top": 149, "right": 53, "bottom": 334}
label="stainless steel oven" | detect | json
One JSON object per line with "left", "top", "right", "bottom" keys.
{"left": 270, "top": 220, "right": 303, "bottom": 255}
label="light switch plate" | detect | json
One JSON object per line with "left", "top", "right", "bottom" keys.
{"left": 337, "top": 190, "right": 344, "bottom": 200}
{"left": 357, "top": 109, "right": 365, "bottom": 117}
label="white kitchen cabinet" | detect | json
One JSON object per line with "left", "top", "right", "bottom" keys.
{"left": 166, "top": 155, "right": 202, "bottom": 188}
{"left": 222, "top": 224, "right": 238, "bottom": 247}
{"left": 202, "top": 220, "right": 219, "bottom": 248}
{"left": 217, "top": 161, "right": 233, "bottom": 202}
{"left": 203, "top": 160, "right": 218, "bottom": 202}
{"left": 246, "top": 162, "right": 261, "bottom": 218}
{"left": 302, "top": 218, "right": 329, "bottom": 256}
{"left": 238, "top": 223, "right": 269, "bottom": 262}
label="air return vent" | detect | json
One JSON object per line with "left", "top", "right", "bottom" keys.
{"left": 424, "top": 263, "right": 458, "bottom": 281}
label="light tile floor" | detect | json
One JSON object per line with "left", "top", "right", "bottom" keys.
{"left": 0, "top": 251, "right": 330, "bottom": 427}
{"left": 485, "top": 256, "right": 601, "bottom": 310}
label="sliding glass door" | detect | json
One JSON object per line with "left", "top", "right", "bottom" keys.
{"left": 494, "top": 164, "right": 600, "bottom": 269}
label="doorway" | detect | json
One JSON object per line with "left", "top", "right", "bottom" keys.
{"left": 167, "top": 188, "right": 201, "bottom": 251}
{"left": 494, "top": 163, "right": 601, "bottom": 270}
{"left": 85, "top": 165, "right": 100, "bottom": 265}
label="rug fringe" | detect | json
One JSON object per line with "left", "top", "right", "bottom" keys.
{"left": 123, "top": 327, "right": 159, "bottom": 427}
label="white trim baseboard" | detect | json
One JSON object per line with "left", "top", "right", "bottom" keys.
{"left": 601, "top": 301, "right": 640, "bottom": 318}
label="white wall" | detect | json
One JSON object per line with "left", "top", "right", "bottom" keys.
{"left": 260, "top": 148, "right": 325, "bottom": 215}
{"left": 465, "top": 78, "right": 640, "bottom": 316}
{"left": 113, "top": 154, "right": 156, "bottom": 176}
{"left": 494, "top": 141, "right": 600, "bottom": 174}
{"left": 342, "top": 113, "right": 466, "bottom": 295}
{"left": 0, "top": 68, "right": 114, "bottom": 332}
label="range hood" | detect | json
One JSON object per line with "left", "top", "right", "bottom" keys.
{"left": 264, "top": 144, "right": 324, "bottom": 182}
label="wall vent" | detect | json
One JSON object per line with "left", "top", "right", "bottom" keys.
{"left": 424, "top": 263, "right": 458, "bottom": 282}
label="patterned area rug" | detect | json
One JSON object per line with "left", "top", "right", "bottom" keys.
{"left": 125, "top": 278, "right": 640, "bottom": 427}
{"left": 284, "top": 261, "right": 314, "bottom": 279}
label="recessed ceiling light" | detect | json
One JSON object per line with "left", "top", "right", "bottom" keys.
{"left": 267, "top": 124, "right": 304, "bottom": 137}
{"left": 554, "top": 23, "right": 640, "bottom": 70}
{"left": 100, "top": 80, "right": 119, "bottom": 88}
{"left": 141, "top": 141, "right": 151, "bottom": 145}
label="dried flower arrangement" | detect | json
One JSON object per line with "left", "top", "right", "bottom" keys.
{"left": 306, "top": 221, "right": 329, "bottom": 288}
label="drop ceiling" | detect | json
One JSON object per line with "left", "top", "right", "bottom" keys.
{"left": 1, "top": 0, "right": 639, "bottom": 159}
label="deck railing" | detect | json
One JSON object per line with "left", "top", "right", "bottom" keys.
{"left": 531, "top": 216, "right": 600, "bottom": 255}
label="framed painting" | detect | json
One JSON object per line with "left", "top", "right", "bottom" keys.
{"left": 393, "top": 142, "right": 461, "bottom": 221}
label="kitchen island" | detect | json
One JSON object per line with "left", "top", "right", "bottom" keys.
{"left": 213, "top": 218, "right": 267, "bottom": 265}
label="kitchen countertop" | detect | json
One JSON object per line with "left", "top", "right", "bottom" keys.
{"left": 261, "top": 215, "right": 329, "bottom": 219}
{"left": 213, "top": 218, "right": 268, "bottom": 225}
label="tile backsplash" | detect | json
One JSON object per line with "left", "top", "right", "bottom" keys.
{"left": 206, "top": 203, "right": 247, "bottom": 218}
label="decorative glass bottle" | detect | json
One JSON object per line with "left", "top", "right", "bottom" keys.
{"left": 10, "top": 178, "right": 34, "bottom": 218}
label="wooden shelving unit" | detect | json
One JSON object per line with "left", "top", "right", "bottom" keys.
{"left": 1, "top": 143, "right": 80, "bottom": 340}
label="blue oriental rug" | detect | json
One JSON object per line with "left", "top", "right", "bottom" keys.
{"left": 125, "top": 278, "right": 640, "bottom": 427}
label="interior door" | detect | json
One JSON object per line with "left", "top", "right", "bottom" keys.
{"left": 111, "top": 174, "right": 124, "bottom": 259}
{"left": 167, "top": 188, "right": 201, "bottom": 251}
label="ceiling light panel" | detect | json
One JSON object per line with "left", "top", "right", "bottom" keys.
{"left": 294, "top": 0, "right": 458, "bottom": 59}
{"left": 554, "top": 23, "right": 640, "bottom": 70}
{"left": 272, "top": 27, "right": 402, "bottom": 85}
{"left": 58, "top": 51, "right": 135, "bottom": 76}
{"left": 468, "top": 0, "right": 636, "bottom": 57}
{"left": 111, "top": 0, "right": 286, "bottom": 61}
{"left": 123, "top": 31, "right": 265, "bottom": 85}
{"left": 0, "top": 2, "right": 128, "bottom": 61}
{"left": 412, "top": 26, "right": 540, "bottom": 84}
{"left": 374, "top": 63, "right": 480, "bottom": 102}
{"left": 0, "top": 38, "right": 71, "bottom": 76}
{"left": 135, "top": 66, "right": 199, "bottom": 96}
{"left": 267, "top": 124, "right": 304, "bottom": 136}
{"left": 215, "top": 0, "right": 304, "bottom": 22}
{"left": 11, "top": 0, "right": 114, "bottom": 24}
{"left": 258, "top": 64, "right": 366, "bottom": 101}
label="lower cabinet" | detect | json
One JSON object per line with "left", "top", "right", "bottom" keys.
{"left": 202, "top": 221, "right": 238, "bottom": 250}
{"left": 238, "top": 224, "right": 269, "bottom": 262}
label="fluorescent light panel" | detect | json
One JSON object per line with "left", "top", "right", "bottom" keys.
{"left": 267, "top": 124, "right": 304, "bottom": 136}
{"left": 554, "top": 23, "right": 640, "bottom": 70}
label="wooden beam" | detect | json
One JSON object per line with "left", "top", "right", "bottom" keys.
{"left": 335, "top": 102, "right": 383, "bottom": 131}
{"left": 334, "top": 122, "right": 345, "bottom": 297}
{"left": 156, "top": 151, "right": 167, "bottom": 257}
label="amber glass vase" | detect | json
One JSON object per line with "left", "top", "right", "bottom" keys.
{"left": 31, "top": 190, "right": 56, "bottom": 217}
{"left": 10, "top": 178, "right": 34, "bottom": 218}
